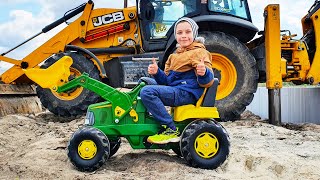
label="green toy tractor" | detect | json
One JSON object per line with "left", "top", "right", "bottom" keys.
{"left": 25, "top": 56, "right": 230, "bottom": 171}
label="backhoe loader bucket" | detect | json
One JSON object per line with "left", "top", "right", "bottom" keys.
{"left": 0, "top": 56, "right": 73, "bottom": 117}
{"left": 0, "top": 84, "right": 42, "bottom": 116}
{"left": 24, "top": 56, "right": 73, "bottom": 91}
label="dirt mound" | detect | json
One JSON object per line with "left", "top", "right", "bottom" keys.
{"left": 0, "top": 112, "right": 320, "bottom": 179}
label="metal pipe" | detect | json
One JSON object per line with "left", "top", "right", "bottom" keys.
{"left": 1, "top": 2, "right": 86, "bottom": 56}
{"left": 87, "top": 47, "right": 135, "bottom": 54}
{"left": 42, "top": 3, "right": 86, "bottom": 33}
{"left": 124, "top": 0, "right": 128, "bottom": 8}
{"left": 1, "top": 32, "right": 42, "bottom": 56}
{"left": 268, "top": 89, "right": 281, "bottom": 126}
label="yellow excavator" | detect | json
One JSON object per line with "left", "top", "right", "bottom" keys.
{"left": 260, "top": 1, "right": 320, "bottom": 125}
{"left": 1, "top": 0, "right": 319, "bottom": 122}
{"left": 0, "top": 0, "right": 259, "bottom": 120}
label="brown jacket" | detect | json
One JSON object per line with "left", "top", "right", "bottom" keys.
{"left": 164, "top": 42, "right": 213, "bottom": 87}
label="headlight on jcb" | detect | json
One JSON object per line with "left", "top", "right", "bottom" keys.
{"left": 85, "top": 111, "right": 95, "bottom": 125}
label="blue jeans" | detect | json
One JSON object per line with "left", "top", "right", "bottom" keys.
{"left": 140, "top": 79, "right": 197, "bottom": 130}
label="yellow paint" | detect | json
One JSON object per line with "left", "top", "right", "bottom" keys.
{"left": 173, "top": 105, "right": 219, "bottom": 122}
{"left": 78, "top": 140, "right": 97, "bottom": 160}
{"left": 91, "top": 104, "right": 112, "bottom": 109}
{"left": 194, "top": 132, "right": 219, "bottom": 159}
{"left": 174, "top": 86, "right": 219, "bottom": 121}
{"left": 24, "top": 56, "right": 73, "bottom": 91}
{"left": 78, "top": 2, "right": 94, "bottom": 40}
{"left": 115, "top": 106, "right": 125, "bottom": 117}
{"left": 129, "top": 109, "right": 138, "bottom": 122}
{"left": 152, "top": 22, "right": 167, "bottom": 34}
{"left": 281, "top": 40, "right": 310, "bottom": 82}
{"left": 264, "top": 4, "right": 282, "bottom": 89}
{"left": 306, "top": 8, "right": 320, "bottom": 84}
{"left": 280, "top": 58, "right": 287, "bottom": 78}
{"left": 52, "top": 67, "right": 84, "bottom": 100}
{"left": 211, "top": 53, "right": 237, "bottom": 100}
{"left": 0, "top": 56, "right": 22, "bottom": 66}
{"left": 0, "top": 3, "right": 142, "bottom": 85}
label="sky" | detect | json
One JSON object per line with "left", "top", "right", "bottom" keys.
{"left": 0, "top": 0, "right": 316, "bottom": 74}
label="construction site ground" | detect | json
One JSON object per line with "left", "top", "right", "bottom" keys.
{"left": 0, "top": 111, "right": 320, "bottom": 179}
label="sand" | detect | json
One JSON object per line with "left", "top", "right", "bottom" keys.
{"left": 0, "top": 111, "right": 320, "bottom": 180}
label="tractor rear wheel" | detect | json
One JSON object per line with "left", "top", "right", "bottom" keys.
{"left": 67, "top": 127, "right": 110, "bottom": 172}
{"left": 171, "top": 143, "right": 182, "bottom": 157}
{"left": 200, "top": 31, "right": 259, "bottom": 121}
{"left": 36, "top": 52, "right": 101, "bottom": 118}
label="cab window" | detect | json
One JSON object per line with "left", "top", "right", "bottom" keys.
{"left": 208, "top": 0, "right": 251, "bottom": 20}
{"left": 139, "top": 0, "right": 198, "bottom": 40}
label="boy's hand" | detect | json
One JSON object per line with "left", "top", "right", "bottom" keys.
{"left": 148, "top": 58, "right": 158, "bottom": 75}
{"left": 196, "top": 57, "right": 207, "bottom": 76}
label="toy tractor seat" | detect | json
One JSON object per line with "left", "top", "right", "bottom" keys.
{"left": 200, "top": 77, "right": 219, "bottom": 107}
{"left": 173, "top": 78, "right": 220, "bottom": 122}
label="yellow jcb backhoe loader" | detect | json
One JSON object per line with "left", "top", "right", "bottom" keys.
{"left": 248, "top": 1, "right": 320, "bottom": 124}
{"left": 0, "top": 0, "right": 260, "bottom": 121}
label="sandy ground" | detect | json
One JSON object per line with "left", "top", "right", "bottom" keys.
{"left": 1, "top": 111, "right": 320, "bottom": 180}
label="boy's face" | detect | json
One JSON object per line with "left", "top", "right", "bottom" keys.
{"left": 176, "top": 21, "right": 194, "bottom": 48}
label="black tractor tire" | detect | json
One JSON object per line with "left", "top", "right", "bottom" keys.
{"left": 36, "top": 52, "right": 101, "bottom": 118}
{"left": 171, "top": 143, "right": 182, "bottom": 157}
{"left": 200, "top": 31, "right": 259, "bottom": 121}
{"left": 67, "top": 127, "right": 110, "bottom": 172}
{"left": 180, "top": 120, "right": 230, "bottom": 169}
{"left": 109, "top": 137, "right": 121, "bottom": 158}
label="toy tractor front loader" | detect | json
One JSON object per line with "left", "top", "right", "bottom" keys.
{"left": 25, "top": 56, "right": 230, "bottom": 171}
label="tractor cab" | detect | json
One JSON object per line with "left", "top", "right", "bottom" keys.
{"left": 136, "top": 0, "right": 255, "bottom": 52}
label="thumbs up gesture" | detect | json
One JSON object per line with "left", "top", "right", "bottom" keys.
{"left": 196, "top": 57, "right": 207, "bottom": 76}
{"left": 148, "top": 58, "right": 158, "bottom": 75}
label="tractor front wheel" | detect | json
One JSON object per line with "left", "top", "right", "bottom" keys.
{"left": 67, "top": 127, "right": 110, "bottom": 172}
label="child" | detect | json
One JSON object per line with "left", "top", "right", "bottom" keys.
{"left": 140, "top": 17, "right": 214, "bottom": 144}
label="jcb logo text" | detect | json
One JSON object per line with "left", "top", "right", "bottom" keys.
{"left": 92, "top": 11, "right": 125, "bottom": 27}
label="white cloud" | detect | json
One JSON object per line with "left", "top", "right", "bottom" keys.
{"left": 249, "top": 1, "right": 315, "bottom": 38}
{"left": 0, "top": 0, "right": 134, "bottom": 74}
{"left": 0, "top": 8, "right": 56, "bottom": 74}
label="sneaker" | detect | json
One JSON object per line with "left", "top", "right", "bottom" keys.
{"left": 147, "top": 127, "right": 180, "bottom": 144}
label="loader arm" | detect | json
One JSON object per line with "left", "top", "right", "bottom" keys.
{"left": 57, "top": 73, "right": 145, "bottom": 120}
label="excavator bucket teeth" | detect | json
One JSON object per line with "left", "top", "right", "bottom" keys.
{"left": 0, "top": 84, "right": 42, "bottom": 116}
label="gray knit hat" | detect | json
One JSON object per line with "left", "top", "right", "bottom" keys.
{"left": 174, "top": 17, "right": 199, "bottom": 40}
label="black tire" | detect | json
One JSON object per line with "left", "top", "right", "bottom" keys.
{"left": 36, "top": 52, "right": 101, "bottom": 118}
{"left": 180, "top": 120, "right": 230, "bottom": 169}
{"left": 67, "top": 127, "right": 110, "bottom": 172}
{"left": 171, "top": 143, "right": 182, "bottom": 157}
{"left": 109, "top": 137, "right": 121, "bottom": 158}
{"left": 200, "top": 31, "right": 259, "bottom": 121}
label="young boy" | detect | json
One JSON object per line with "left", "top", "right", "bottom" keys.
{"left": 140, "top": 17, "right": 214, "bottom": 144}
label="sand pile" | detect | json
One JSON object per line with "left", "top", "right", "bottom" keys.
{"left": 0, "top": 111, "right": 320, "bottom": 179}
